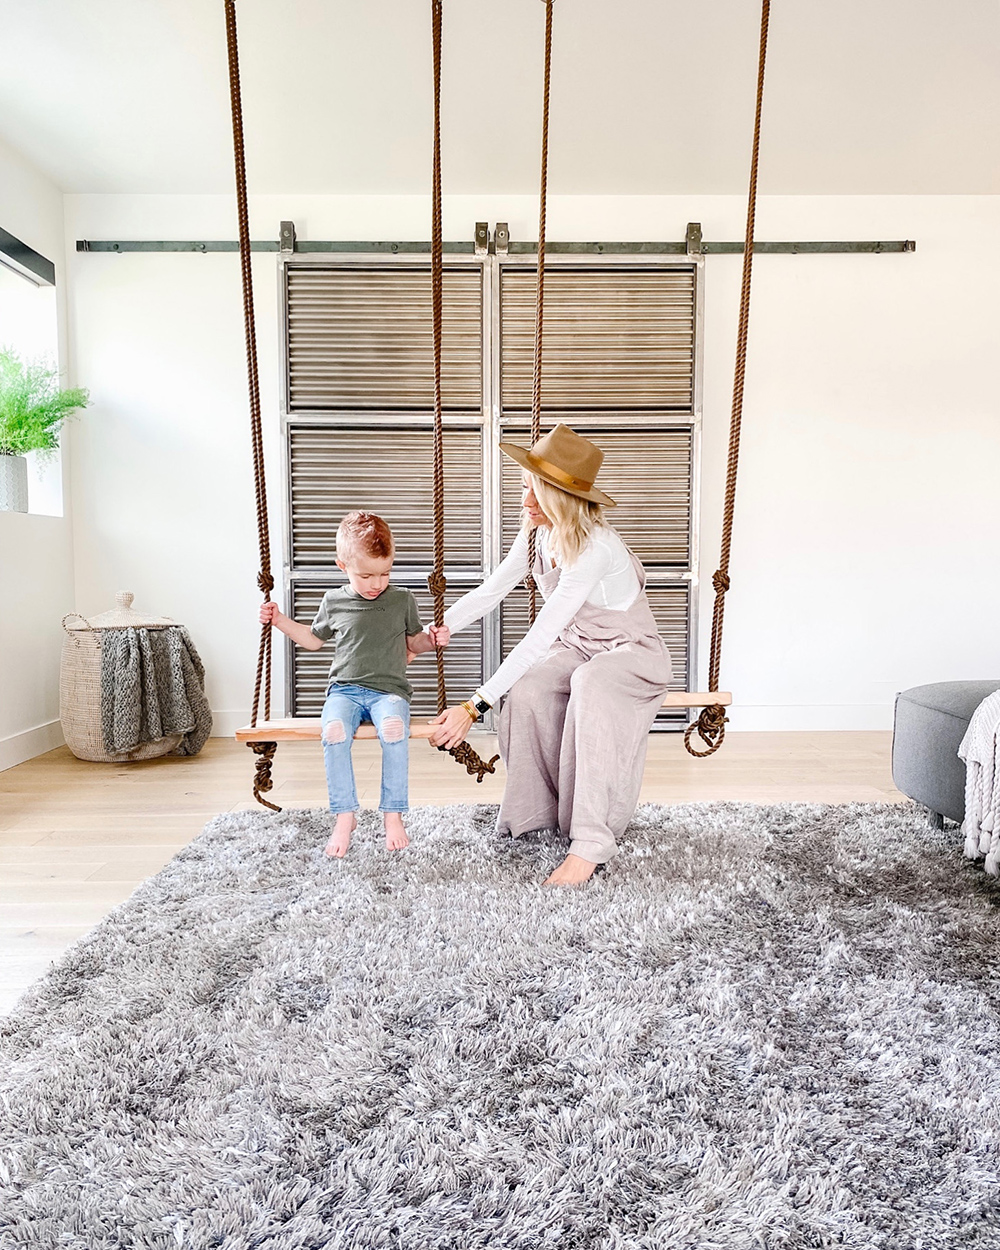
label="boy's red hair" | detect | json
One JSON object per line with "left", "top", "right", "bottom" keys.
{"left": 336, "top": 511, "right": 394, "bottom": 562}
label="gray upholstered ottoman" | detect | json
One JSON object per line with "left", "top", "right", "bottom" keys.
{"left": 892, "top": 681, "right": 1000, "bottom": 824}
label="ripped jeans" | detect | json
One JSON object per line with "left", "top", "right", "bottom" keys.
{"left": 321, "top": 683, "right": 410, "bottom": 814}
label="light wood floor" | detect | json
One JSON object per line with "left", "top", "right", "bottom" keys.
{"left": 0, "top": 731, "right": 904, "bottom": 1016}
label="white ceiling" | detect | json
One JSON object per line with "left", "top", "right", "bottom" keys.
{"left": 3, "top": 0, "right": 999, "bottom": 196}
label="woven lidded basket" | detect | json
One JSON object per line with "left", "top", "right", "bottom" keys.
{"left": 60, "top": 591, "right": 184, "bottom": 763}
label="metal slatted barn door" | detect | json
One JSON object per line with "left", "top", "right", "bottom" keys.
{"left": 496, "top": 262, "right": 700, "bottom": 728}
{"left": 285, "top": 266, "right": 482, "bottom": 410}
{"left": 282, "top": 260, "right": 487, "bottom": 719}
{"left": 280, "top": 252, "right": 701, "bottom": 731}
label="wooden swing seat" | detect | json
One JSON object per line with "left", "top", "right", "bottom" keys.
{"left": 235, "top": 691, "right": 731, "bottom": 743}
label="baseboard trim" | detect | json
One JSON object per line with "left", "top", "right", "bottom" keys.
{"left": 0, "top": 720, "right": 65, "bottom": 771}
{"left": 727, "top": 705, "right": 894, "bottom": 732}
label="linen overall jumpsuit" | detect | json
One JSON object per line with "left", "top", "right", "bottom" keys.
{"left": 497, "top": 540, "right": 672, "bottom": 864}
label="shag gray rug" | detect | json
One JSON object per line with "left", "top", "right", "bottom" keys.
{"left": 2, "top": 803, "right": 999, "bottom": 1249}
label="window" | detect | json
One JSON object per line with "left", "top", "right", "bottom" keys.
{"left": 0, "top": 243, "right": 62, "bottom": 517}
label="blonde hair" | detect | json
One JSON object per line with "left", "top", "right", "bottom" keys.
{"left": 523, "top": 474, "right": 606, "bottom": 567}
{"left": 336, "top": 511, "right": 394, "bottom": 564}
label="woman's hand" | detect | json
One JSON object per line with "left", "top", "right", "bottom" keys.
{"left": 259, "top": 600, "right": 280, "bottom": 626}
{"left": 428, "top": 705, "right": 473, "bottom": 750}
{"left": 428, "top": 624, "right": 451, "bottom": 648}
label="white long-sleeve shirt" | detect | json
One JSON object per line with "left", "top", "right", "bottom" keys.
{"left": 444, "top": 525, "right": 640, "bottom": 705}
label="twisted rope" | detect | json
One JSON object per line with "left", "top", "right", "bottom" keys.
{"left": 224, "top": 0, "right": 279, "bottom": 805}
{"left": 429, "top": 0, "right": 448, "bottom": 715}
{"left": 685, "top": 0, "right": 770, "bottom": 759}
{"left": 526, "top": 0, "right": 554, "bottom": 623}
{"left": 428, "top": 0, "right": 499, "bottom": 784}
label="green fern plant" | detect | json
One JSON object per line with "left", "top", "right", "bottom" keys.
{"left": 0, "top": 348, "right": 89, "bottom": 458}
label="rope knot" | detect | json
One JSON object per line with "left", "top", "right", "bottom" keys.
{"left": 247, "top": 740, "right": 281, "bottom": 812}
{"left": 257, "top": 571, "right": 274, "bottom": 596}
{"left": 683, "top": 703, "right": 729, "bottom": 758}
{"left": 712, "top": 570, "right": 731, "bottom": 594}
{"left": 436, "top": 739, "right": 501, "bottom": 783}
{"left": 427, "top": 571, "right": 448, "bottom": 599}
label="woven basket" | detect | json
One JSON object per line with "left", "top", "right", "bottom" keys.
{"left": 60, "top": 591, "right": 184, "bottom": 763}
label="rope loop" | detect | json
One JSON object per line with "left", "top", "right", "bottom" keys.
{"left": 61, "top": 612, "right": 95, "bottom": 633}
{"left": 427, "top": 570, "right": 448, "bottom": 599}
{"left": 683, "top": 704, "right": 729, "bottom": 758}
{"left": 712, "top": 570, "right": 731, "bottom": 594}
{"left": 248, "top": 741, "right": 281, "bottom": 811}
{"left": 257, "top": 570, "right": 275, "bottom": 596}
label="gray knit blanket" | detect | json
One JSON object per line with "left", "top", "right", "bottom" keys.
{"left": 100, "top": 626, "right": 212, "bottom": 757}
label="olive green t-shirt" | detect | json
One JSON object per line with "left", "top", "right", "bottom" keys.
{"left": 310, "top": 585, "right": 423, "bottom": 701}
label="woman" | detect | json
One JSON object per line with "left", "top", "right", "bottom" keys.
{"left": 429, "top": 424, "right": 672, "bottom": 886}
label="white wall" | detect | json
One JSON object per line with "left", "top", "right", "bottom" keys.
{"left": 64, "top": 193, "right": 1000, "bottom": 733}
{"left": 0, "top": 136, "right": 73, "bottom": 770}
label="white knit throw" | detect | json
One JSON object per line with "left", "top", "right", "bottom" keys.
{"left": 959, "top": 689, "right": 1000, "bottom": 874}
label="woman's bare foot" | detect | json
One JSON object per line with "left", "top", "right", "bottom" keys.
{"left": 384, "top": 812, "right": 410, "bottom": 851}
{"left": 324, "top": 812, "right": 357, "bottom": 858}
{"left": 544, "top": 853, "right": 598, "bottom": 886}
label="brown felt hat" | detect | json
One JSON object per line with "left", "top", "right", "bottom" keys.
{"left": 499, "top": 423, "right": 617, "bottom": 508}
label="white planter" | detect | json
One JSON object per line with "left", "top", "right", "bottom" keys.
{"left": 0, "top": 454, "right": 28, "bottom": 512}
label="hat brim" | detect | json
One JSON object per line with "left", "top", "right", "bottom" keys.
{"left": 499, "top": 441, "right": 617, "bottom": 508}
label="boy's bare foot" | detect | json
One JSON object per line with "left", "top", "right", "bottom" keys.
{"left": 384, "top": 812, "right": 409, "bottom": 851}
{"left": 544, "top": 854, "right": 598, "bottom": 887}
{"left": 324, "top": 812, "right": 357, "bottom": 858}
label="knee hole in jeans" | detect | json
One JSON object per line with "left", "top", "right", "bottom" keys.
{"left": 380, "top": 716, "right": 406, "bottom": 744}
{"left": 323, "top": 719, "right": 348, "bottom": 744}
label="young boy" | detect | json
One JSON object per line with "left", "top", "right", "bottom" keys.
{"left": 259, "top": 511, "right": 448, "bottom": 858}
